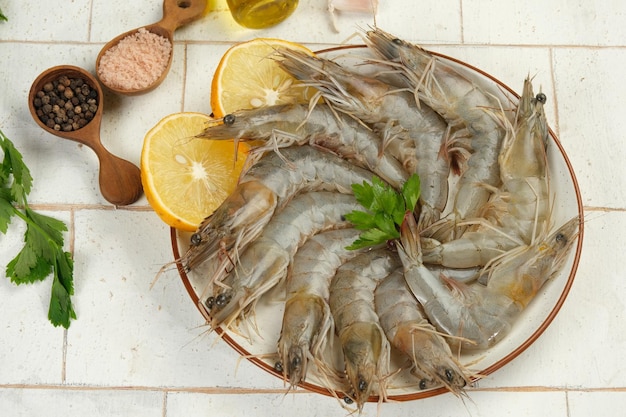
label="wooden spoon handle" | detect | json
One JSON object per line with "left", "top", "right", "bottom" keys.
{"left": 158, "top": 0, "right": 207, "bottom": 32}
{"left": 96, "top": 149, "right": 143, "bottom": 206}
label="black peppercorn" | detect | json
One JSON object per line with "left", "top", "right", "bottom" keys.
{"left": 33, "top": 74, "right": 99, "bottom": 132}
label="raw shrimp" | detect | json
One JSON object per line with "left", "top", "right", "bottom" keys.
{"left": 205, "top": 191, "right": 364, "bottom": 330}
{"left": 179, "top": 145, "right": 380, "bottom": 274}
{"left": 277, "top": 227, "right": 368, "bottom": 389}
{"left": 365, "top": 27, "right": 507, "bottom": 238}
{"left": 374, "top": 268, "right": 471, "bottom": 394}
{"left": 397, "top": 212, "right": 579, "bottom": 350}
{"left": 421, "top": 77, "right": 551, "bottom": 268}
{"left": 276, "top": 48, "right": 451, "bottom": 229}
{"left": 195, "top": 103, "right": 408, "bottom": 189}
{"left": 490, "top": 77, "right": 550, "bottom": 244}
{"left": 328, "top": 248, "right": 401, "bottom": 410}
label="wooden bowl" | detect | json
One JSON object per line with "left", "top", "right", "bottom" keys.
{"left": 95, "top": 0, "right": 207, "bottom": 96}
{"left": 28, "top": 65, "right": 143, "bottom": 206}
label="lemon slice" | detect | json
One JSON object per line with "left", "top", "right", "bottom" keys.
{"left": 210, "top": 38, "right": 315, "bottom": 117}
{"left": 141, "top": 112, "right": 249, "bottom": 231}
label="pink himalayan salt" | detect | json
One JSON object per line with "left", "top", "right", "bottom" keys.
{"left": 98, "top": 27, "right": 172, "bottom": 91}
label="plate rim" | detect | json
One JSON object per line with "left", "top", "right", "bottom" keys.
{"left": 169, "top": 46, "right": 585, "bottom": 402}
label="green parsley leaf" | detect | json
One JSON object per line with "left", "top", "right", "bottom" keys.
{"left": 25, "top": 208, "right": 67, "bottom": 254}
{"left": 345, "top": 173, "right": 421, "bottom": 250}
{"left": 0, "top": 7, "right": 6, "bottom": 21}
{"left": 6, "top": 248, "right": 52, "bottom": 284}
{"left": 48, "top": 251, "right": 76, "bottom": 328}
{"left": 1, "top": 134, "right": 33, "bottom": 204}
{"left": 0, "top": 195, "right": 14, "bottom": 233}
{"left": 344, "top": 210, "right": 376, "bottom": 230}
{"left": 351, "top": 180, "right": 376, "bottom": 210}
{"left": 0, "top": 129, "right": 76, "bottom": 328}
{"left": 346, "top": 228, "right": 394, "bottom": 250}
{"left": 402, "top": 173, "right": 421, "bottom": 215}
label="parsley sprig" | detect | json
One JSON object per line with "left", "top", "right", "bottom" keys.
{"left": 345, "top": 174, "right": 420, "bottom": 250}
{"left": 0, "top": 7, "right": 6, "bottom": 22}
{"left": 1, "top": 129, "right": 76, "bottom": 328}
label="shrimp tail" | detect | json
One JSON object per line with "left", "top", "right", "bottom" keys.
{"left": 398, "top": 210, "right": 422, "bottom": 265}
{"left": 440, "top": 125, "right": 472, "bottom": 176}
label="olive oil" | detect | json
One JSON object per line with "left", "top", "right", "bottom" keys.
{"left": 226, "top": 0, "right": 298, "bottom": 29}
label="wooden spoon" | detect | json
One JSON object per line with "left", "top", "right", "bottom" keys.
{"left": 28, "top": 65, "right": 143, "bottom": 206}
{"left": 95, "top": 0, "right": 207, "bottom": 96}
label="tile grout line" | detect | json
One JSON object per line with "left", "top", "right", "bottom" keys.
{"left": 2, "top": 383, "right": 626, "bottom": 394}
{"left": 583, "top": 206, "right": 626, "bottom": 212}
{"left": 86, "top": 0, "right": 95, "bottom": 43}
{"left": 548, "top": 47, "right": 561, "bottom": 139}
{"left": 459, "top": 0, "right": 464, "bottom": 44}
{"left": 61, "top": 207, "right": 76, "bottom": 384}
{"left": 28, "top": 203, "right": 154, "bottom": 212}
{"left": 28, "top": 203, "right": 626, "bottom": 213}
{"left": 161, "top": 390, "right": 168, "bottom": 417}
{"left": 180, "top": 43, "right": 188, "bottom": 112}
{"left": 2, "top": 39, "right": 626, "bottom": 49}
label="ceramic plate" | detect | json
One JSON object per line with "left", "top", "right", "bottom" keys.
{"left": 171, "top": 45, "right": 584, "bottom": 402}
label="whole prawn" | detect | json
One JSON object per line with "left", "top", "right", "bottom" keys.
{"left": 277, "top": 227, "right": 369, "bottom": 389}
{"left": 276, "top": 48, "right": 452, "bottom": 229}
{"left": 421, "top": 77, "right": 551, "bottom": 268}
{"left": 196, "top": 103, "right": 409, "bottom": 189}
{"left": 374, "top": 269, "right": 471, "bottom": 393}
{"left": 205, "top": 191, "right": 364, "bottom": 331}
{"left": 328, "top": 248, "right": 401, "bottom": 411}
{"left": 179, "top": 145, "right": 380, "bottom": 275}
{"left": 365, "top": 27, "right": 507, "bottom": 239}
{"left": 398, "top": 212, "right": 579, "bottom": 350}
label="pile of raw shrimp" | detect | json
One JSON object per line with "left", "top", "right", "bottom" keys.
{"left": 177, "top": 27, "right": 579, "bottom": 412}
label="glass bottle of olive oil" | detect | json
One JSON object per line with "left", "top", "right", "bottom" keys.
{"left": 226, "top": 0, "right": 298, "bottom": 29}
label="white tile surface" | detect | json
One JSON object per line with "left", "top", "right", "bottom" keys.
{"left": 166, "top": 390, "right": 569, "bottom": 417}
{"left": 568, "top": 391, "right": 626, "bottom": 417}
{"left": 0, "top": 1, "right": 92, "bottom": 42}
{"left": 462, "top": 0, "right": 626, "bottom": 46}
{"left": 0, "top": 388, "right": 163, "bottom": 417}
{"left": 374, "top": 0, "right": 462, "bottom": 43}
{"left": 0, "top": 212, "right": 71, "bottom": 385}
{"left": 0, "top": 0, "right": 622, "bottom": 416}
{"left": 552, "top": 47, "right": 626, "bottom": 209}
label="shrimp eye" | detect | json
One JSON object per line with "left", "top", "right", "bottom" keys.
{"left": 223, "top": 114, "right": 236, "bottom": 125}
{"left": 205, "top": 297, "right": 215, "bottom": 310}
{"left": 392, "top": 38, "right": 403, "bottom": 45}
{"left": 274, "top": 361, "right": 284, "bottom": 373}
{"left": 535, "top": 93, "right": 547, "bottom": 104}
{"left": 190, "top": 233, "right": 202, "bottom": 246}
{"left": 419, "top": 379, "right": 428, "bottom": 390}
{"left": 555, "top": 232, "right": 566, "bottom": 244}
{"left": 343, "top": 396, "right": 354, "bottom": 405}
{"left": 445, "top": 369, "right": 454, "bottom": 382}
{"left": 215, "top": 293, "right": 230, "bottom": 307}
{"left": 358, "top": 378, "right": 367, "bottom": 392}
{"left": 291, "top": 355, "right": 301, "bottom": 367}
